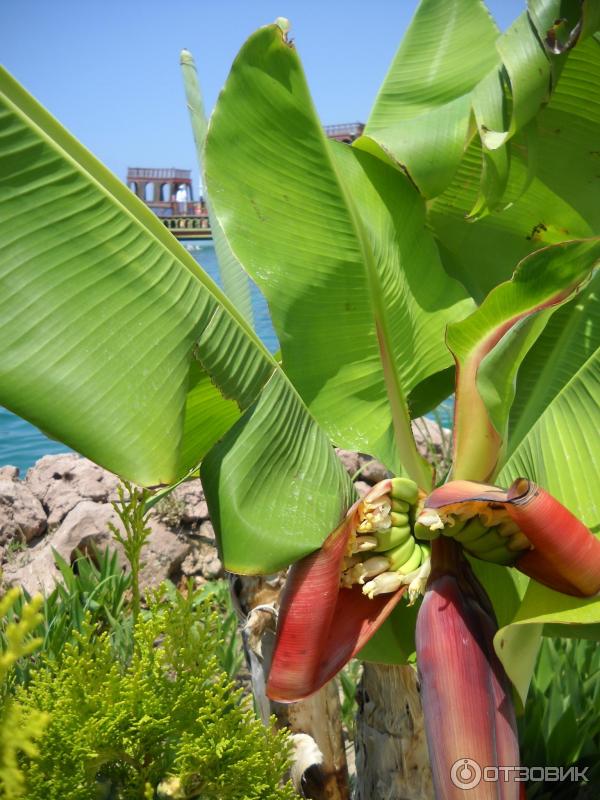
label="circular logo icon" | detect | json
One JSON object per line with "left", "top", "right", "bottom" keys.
{"left": 451, "top": 758, "right": 482, "bottom": 790}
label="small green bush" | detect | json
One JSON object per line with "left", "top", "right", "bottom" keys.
{"left": 0, "top": 484, "right": 294, "bottom": 799}
{"left": 520, "top": 637, "right": 600, "bottom": 799}
{"left": 0, "top": 589, "right": 48, "bottom": 799}
{"left": 4, "top": 586, "right": 293, "bottom": 799}
{"left": 1, "top": 546, "right": 133, "bottom": 687}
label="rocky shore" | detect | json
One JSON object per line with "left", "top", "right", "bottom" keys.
{"left": 0, "top": 418, "right": 449, "bottom": 596}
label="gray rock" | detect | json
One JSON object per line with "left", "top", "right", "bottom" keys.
{"left": 172, "top": 480, "right": 209, "bottom": 525}
{"left": 198, "top": 520, "right": 215, "bottom": 541}
{"left": 181, "top": 542, "right": 223, "bottom": 580}
{"left": 140, "top": 523, "right": 191, "bottom": 589}
{"left": 411, "top": 418, "right": 452, "bottom": 476}
{"left": 3, "top": 499, "right": 192, "bottom": 596}
{"left": 52, "top": 500, "right": 123, "bottom": 560}
{"left": 2, "top": 500, "right": 125, "bottom": 595}
{"left": 411, "top": 417, "right": 450, "bottom": 456}
{"left": 26, "top": 454, "right": 120, "bottom": 527}
{"left": 0, "top": 466, "right": 19, "bottom": 481}
{"left": 2, "top": 546, "right": 59, "bottom": 596}
{"left": 335, "top": 448, "right": 360, "bottom": 477}
{"left": 0, "top": 479, "right": 47, "bottom": 551}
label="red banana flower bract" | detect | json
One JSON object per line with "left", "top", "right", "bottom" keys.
{"left": 416, "top": 569, "right": 520, "bottom": 800}
{"left": 424, "top": 479, "right": 600, "bottom": 597}
{"left": 267, "top": 488, "right": 406, "bottom": 703}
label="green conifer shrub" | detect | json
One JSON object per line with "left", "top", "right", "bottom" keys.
{"left": 1, "top": 584, "right": 294, "bottom": 799}
{"left": 0, "top": 589, "right": 48, "bottom": 799}
{"left": 0, "top": 484, "right": 294, "bottom": 798}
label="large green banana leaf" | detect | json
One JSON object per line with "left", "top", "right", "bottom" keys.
{"left": 507, "top": 271, "right": 600, "bottom": 460}
{"left": 494, "top": 269, "right": 600, "bottom": 644}
{"left": 468, "top": 256, "right": 600, "bottom": 697}
{"left": 204, "top": 24, "right": 474, "bottom": 487}
{"left": 180, "top": 49, "right": 254, "bottom": 326}
{"left": 447, "top": 240, "right": 600, "bottom": 482}
{"left": 458, "top": 249, "right": 600, "bottom": 700}
{"left": 0, "top": 65, "right": 353, "bottom": 573}
{"left": 364, "top": 0, "right": 597, "bottom": 219}
{"left": 446, "top": 245, "right": 600, "bottom": 698}
{"left": 363, "top": 0, "right": 501, "bottom": 198}
{"left": 484, "top": 43, "right": 600, "bottom": 657}
{"left": 361, "top": 0, "right": 586, "bottom": 205}
{"left": 428, "top": 34, "right": 600, "bottom": 300}
{"left": 396, "top": 5, "right": 600, "bottom": 684}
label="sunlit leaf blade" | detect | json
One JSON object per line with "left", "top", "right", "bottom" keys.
{"left": 364, "top": 0, "right": 500, "bottom": 198}
{"left": 486, "top": 12, "right": 551, "bottom": 144}
{"left": 496, "top": 583, "right": 600, "bottom": 706}
{"left": 494, "top": 620, "right": 543, "bottom": 708}
{"left": 363, "top": 0, "right": 572, "bottom": 208}
{"left": 180, "top": 48, "right": 255, "bottom": 326}
{"left": 0, "top": 66, "right": 243, "bottom": 483}
{"left": 470, "top": 69, "right": 511, "bottom": 216}
{"left": 205, "top": 24, "right": 473, "bottom": 486}
{"left": 496, "top": 263, "right": 600, "bottom": 682}
{"left": 528, "top": 0, "right": 600, "bottom": 52}
{"left": 201, "top": 371, "right": 354, "bottom": 573}
{"left": 498, "top": 291, "right": 600, "bottom": 540}
{"left": 429, "top": 36, "right": 600, "bottom": 300}
{"left": 469, "top": 6, "right": 552, "bottom": 219}
{"left": 0, "top": 66, "right": 353, "bottom": 571}
{"left": 507, "top": 272, "right": 600, "bottom": 457}
{"left": 448, "top": 239, "right": 600, "bottom": 482}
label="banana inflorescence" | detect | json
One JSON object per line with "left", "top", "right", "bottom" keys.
{"left": 413, "top": 480, "right": 532, "bottom": 566}
{"left": 341, "top": 477, "right": 431, "bottom": 603}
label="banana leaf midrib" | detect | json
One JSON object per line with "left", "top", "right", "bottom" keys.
{"left": 320, "top": 138, "right": 431, "bottom": 489}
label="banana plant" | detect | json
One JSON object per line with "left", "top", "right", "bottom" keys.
{"left": 1, "top": 2, "right": 600, "bottom": 799}
{"left": 201, "top": 3, "right": 600, "bottom": 797}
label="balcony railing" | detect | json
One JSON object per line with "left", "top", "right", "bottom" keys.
{"left": 323, "top": 122, "right": 364, "bottom": 138}
{"left": 127, "top": 167, "right": 191, "bottom": 181}
{"left": 153, "top": 201, "right": 207, "bottom": 217}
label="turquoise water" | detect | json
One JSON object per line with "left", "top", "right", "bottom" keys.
{"left": 0, "top": 243, "right": 278, "bottom": 473}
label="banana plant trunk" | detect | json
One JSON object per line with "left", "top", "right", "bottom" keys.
{"left": 354, "top": 663, "right": 433, "bottom": 800}
{"left": 230, "top": 574, "right": 351, "bottom": 799}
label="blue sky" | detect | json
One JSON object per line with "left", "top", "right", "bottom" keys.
{"left": 2, "top": 0, "right": 527, "bottom": 196}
